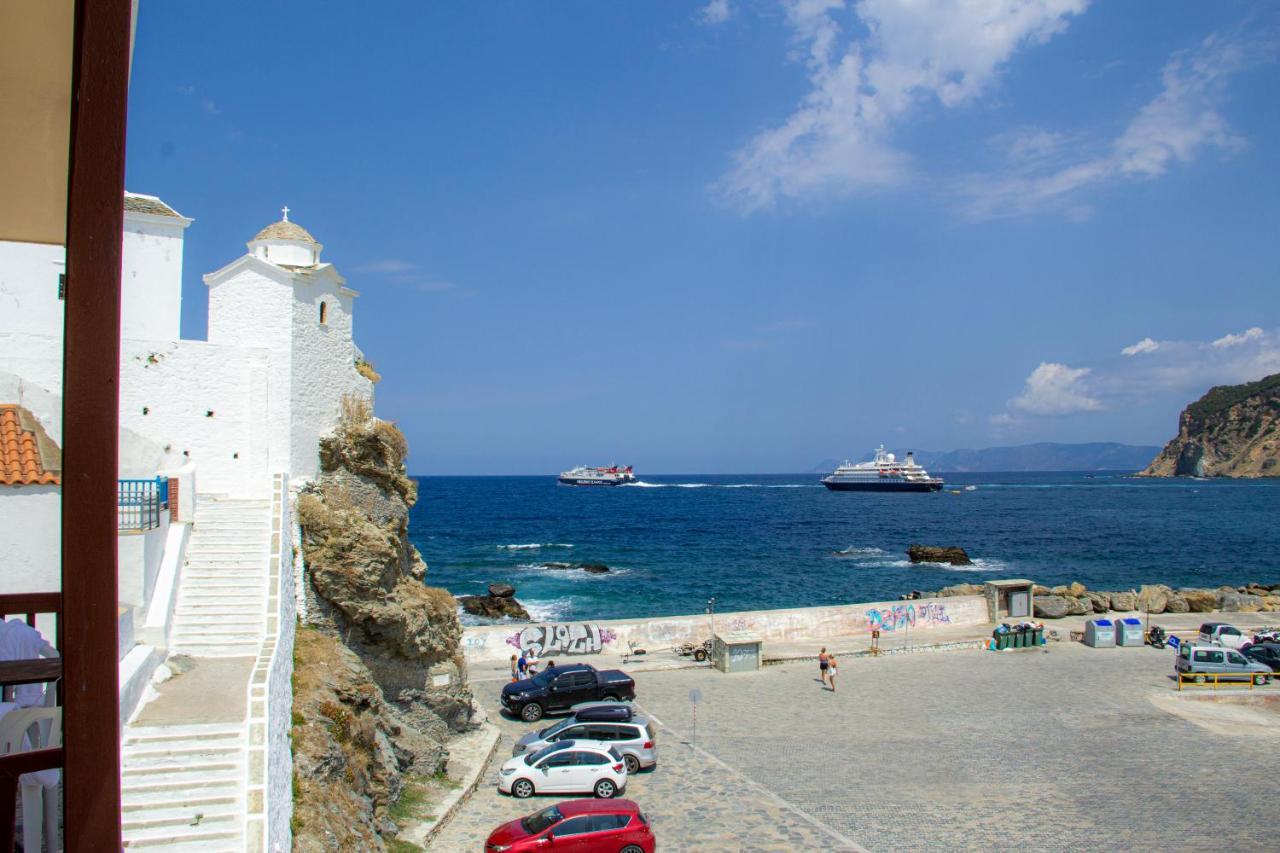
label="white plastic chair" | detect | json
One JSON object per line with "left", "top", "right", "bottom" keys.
{"left": 0, "top": 706, "right": 62, "bottom": 853}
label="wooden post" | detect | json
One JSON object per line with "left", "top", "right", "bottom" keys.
{"left": 61, "top": 0, "right": 133, "bottom": 848}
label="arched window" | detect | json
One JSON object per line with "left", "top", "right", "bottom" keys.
{"left": 319, "top": 301, "right": 328, "bottom": 325}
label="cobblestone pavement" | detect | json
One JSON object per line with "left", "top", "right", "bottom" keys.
{"left": 438, "top": 643, "right": 1280, "bottom": 851}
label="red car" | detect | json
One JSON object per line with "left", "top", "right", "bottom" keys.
{"left": 485, "top": 798, "right": 655, "bottom": 852}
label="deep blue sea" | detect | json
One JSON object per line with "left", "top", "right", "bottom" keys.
{"left": 407, "top": 472, "right": 1280, "bottom": 623}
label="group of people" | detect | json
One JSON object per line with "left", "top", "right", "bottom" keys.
{"left": 818, "top": 647, "right": 839, "bottom": 691}
{"left": 510, "top": 649, "right": 555, "bottom": 681}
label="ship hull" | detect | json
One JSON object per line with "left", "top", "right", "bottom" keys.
{"left": 822, "top": 479, "right": 943, "bottom": 493}
{"left": 558, "top": 477, "right": 632, "bottom": 487}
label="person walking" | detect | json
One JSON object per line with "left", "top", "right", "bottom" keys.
{"left": 517, "top": 650, "right": 528, "bottom": 678}
{"left": 818, "top": 647, "right": 830, "bottom": 686}
{"left": 827, "top": 654, "right": 838, "bottom": 692}
{"left": 510, "top": 654, "right": 519, "bottom": 682}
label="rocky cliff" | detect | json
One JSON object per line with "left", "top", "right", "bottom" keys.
{"left": 1140, "top": 372, "right": 1280, "bottom": 478}
{"left": 291, "top": 397, "right": 472, "bottom": 851}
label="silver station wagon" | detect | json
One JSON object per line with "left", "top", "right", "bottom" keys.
{"left": 1176, "top": 642, "right": 1272, "bottom": 684}
{"left": 513, "top": 715, "right": 658, "bottom": 775}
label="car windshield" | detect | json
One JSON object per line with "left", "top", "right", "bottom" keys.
{"left": 520, "top": 805, "right": 564, "bottom": 835}
{"left": 526, "top": 741, "right": 573, "bottom": 765}
{"left": 530, "top": 670, "right": 555, "bottom": 688}
{"left": 540, "top": 718, "right": 576, "bottom": 739}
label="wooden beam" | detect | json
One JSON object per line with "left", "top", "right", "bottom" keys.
{"left": 61, "top": 0, "right": 133, "bottom": 848}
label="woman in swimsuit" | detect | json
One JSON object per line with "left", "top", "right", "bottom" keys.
{"left": 818, "top": 647, "right": 830, "bottom": 686}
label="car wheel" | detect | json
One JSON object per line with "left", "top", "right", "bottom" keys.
{"left": 1255, "top": 674, "right": 1268, "bottom": 685}
{"left": 521, "top": 703, "right": 544, "bottom": 722}
{"left": 594, "top": 779, "right": 617, "bottom": 798}
{"left": 511, "top": 778, "right": 535, "bottom": 799}
{"left": 620, "top": 846, "right": 645, "bottom": 853}
{"left": 624, "top": 754, "right": 641, "bottom": 774}
{"left": 1193, "top": 674, "right": 1206, "bottom": 684}
{"left": 601, "top": 693, "right": 618, "bottom": 702}
{"left": 693, "top": 648, "right": 707, "bottom": 662}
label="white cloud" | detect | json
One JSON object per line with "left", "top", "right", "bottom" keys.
{"left": 1212, "top": 326, "right": 1264, "bottom": 348}
{"left": 1009, "top": 362, "right": 1103, "bottom": 415}
{"left": 994, "top": 327, "right": 1280, "bottom": 426}
{"left": 356, "top": 259, "right": 418, "bottom": 274}
{"left": 415, "top": 281, "right": 458, "bottom": 293}
{"left": 697, "top": 0, "right": 735, "bottom": 26}
{"left": 962, "top": 30, "right": 1275, "bottom": 220}
{"left": 1122, "top": 337, "right": 1159, "bottom": 356}
{"left": 718, "top": 0, "right": 1088, "bottom": 212}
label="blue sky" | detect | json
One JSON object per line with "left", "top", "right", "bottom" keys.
{"left": 124, "top": 1, "right": 1280, "bottom": 474}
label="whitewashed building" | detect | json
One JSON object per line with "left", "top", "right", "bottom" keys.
{"left": 0, "top": 194, "right": 371, "bottom": 849}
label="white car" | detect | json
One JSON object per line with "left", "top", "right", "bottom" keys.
{"left": 1199, "top": 622, "right": 1251, "bottom": 650}
{"left": 497, "top": 740, "right": 627, "bottom": 799}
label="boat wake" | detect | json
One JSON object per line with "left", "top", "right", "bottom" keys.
{"left": 498, "top": 543, "right": 574, "bottom": 550}
{"left": 624, "top": 481, "right": 820, "bottom": 489}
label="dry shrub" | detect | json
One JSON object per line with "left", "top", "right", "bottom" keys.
{"left": 374, "top": 419, "right": 408, "bottom": 464}
{"left": 340, "top": 392, "right": 372, "bottom": 428}
{"left": 355, "top": 357, "right": 382, "bottom": 384}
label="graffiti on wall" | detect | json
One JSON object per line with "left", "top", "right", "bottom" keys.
{"left": 506, "top": 624, "right": 618, "bottom": 656}
{"left": 865, "top": 602, "right": 952, "bottom": 633}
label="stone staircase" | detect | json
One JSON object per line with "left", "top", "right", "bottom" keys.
{"left": 119, "top": 495, "right": 274, "bottom": 849}
{"left": 170, "top": 497, "right": 271, "bottom": 657}
{"left": 120, "top": 724, "right": 247, "bottom": 850}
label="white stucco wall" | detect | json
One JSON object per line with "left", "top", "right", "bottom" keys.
{"left": 289, "top": 274, "right": 369, "bottom": 482}
{"left": 121, "top": 212, "right": 188, "bottom": 342}
{"left": 117, "top": 513, "right": 171, "bottom": 611}
{"left": 0, "top": 486, "right": 60, "bottom": 597}
{"left": 0, "top": 241, "right": 64, "bottom": 340}
{"left": 207, "top": 262, "right": 295, "bottom": 483}
{"left": 119, "top": 339, "right": 272, "bottom": 496}
{"left": 265, "top": 476, "right": 296, "bottom": 851}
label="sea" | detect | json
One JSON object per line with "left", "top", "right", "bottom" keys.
{"left": 407, "top": 472, "right": 1280, "bottom": 624}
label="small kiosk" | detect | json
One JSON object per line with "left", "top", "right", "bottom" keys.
{"left": 712, "top": 631, "right": 763, "bottom": 673}
{"left": 984, "top": 579, "right": 1036, "bottom": 622}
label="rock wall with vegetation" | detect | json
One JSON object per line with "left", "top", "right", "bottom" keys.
{"left": 291, "top": 397, "right": 472, "bottom": 851}
{"left": 1141, "top": 372, "right": 1280, "bottom": 478}
{"left": 902, "top": 581, "right": 1280, "bottom": 617}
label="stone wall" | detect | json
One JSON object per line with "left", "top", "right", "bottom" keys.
{"left": 460, "top": 595, "right": 989, "bottom": 664}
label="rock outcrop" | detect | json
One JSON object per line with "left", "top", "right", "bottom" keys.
{"left": 1140, "top": 372, "right": 1280, "bottom": 478}
{"left": 292, "top": 398, "right": 472, "bottom": 851}
{"left": 457, "top": 583, "right": 532, "bottom": 621}
{"left": 906, "top": 545, "right": 973, "bottom": 566}
{"left": 535, "top": 561, "right": 611, "bottom": 574}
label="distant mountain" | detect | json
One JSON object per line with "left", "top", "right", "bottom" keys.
{"left": 811, "top": 442, "right": 1162, "bottom": 473}
{"left": 1140, "top": 372, "right": 1280, "bottom": 478}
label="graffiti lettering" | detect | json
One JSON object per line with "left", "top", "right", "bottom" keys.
{"left": 866, "top": 602, "right": 951, "bottom": 633}
{"left": 461, "top": 634, "right": 488, "bottom": 649}
{"left": 506, "top": 624, "right": 618, "bottom": 656}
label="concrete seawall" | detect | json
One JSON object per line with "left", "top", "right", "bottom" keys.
{"left": 460, "top": 594, "right": 989, "bottom": 663}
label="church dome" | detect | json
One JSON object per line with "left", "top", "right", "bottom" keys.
{"left": 248, "top": 206, "right": 324, "bottom": 267}
{"left": 253, "top": 219, "right": 317, "bottom": 244}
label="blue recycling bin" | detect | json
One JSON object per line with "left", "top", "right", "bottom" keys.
{"left": 1084, "top": 618, "right": 1115, "bottom": 648}
{"left": 1116, "top": 617, "right": 1144, "bottom": 647}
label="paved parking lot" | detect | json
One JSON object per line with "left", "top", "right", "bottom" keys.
{"left": 434, "top": 642, "right": 1280, "bottom": 851}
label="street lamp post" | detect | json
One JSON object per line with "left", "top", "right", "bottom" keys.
{"left": 707, "top": 596, "right": 716, "bottom": 638}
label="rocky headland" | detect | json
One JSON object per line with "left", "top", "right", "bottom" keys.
{"left": 1140, "top": 372, "right": 1280, "bottom": 478}
{"left": 903, "top": 580, "right": 1280, "bottom": 616}
{"left": 291, "top": 398, "right": 472, "bottom": 851}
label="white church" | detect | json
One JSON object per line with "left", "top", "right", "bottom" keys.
{"left": 0, "top": 193, "right": 372, "bottom": 849}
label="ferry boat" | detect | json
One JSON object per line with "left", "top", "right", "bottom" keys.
{"left": 558, "top": 465, "right": 637, "bottom": 487}
{"left": 821, "top": 446, "right": 943, "bottom": 492}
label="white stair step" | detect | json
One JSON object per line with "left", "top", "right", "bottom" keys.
{"left": 123, "top": 825, "right": 240, "bottom": 847}
{"left": 170, "top": 644, "right": 260, "bottom": 655}
{"left": 122, "top": 761, "right": 242, "bottom": 783}
{"left": 121, "top": 795, "right": 239, "bottom": 819}
{"left": 122, "top": 806, "right": 240, "bottom": 833}
{"left": 121, "top": 747, "right": 241, "bottom": 769}
{"left": 122, "top": 783, "right": 240, "bottom": 808}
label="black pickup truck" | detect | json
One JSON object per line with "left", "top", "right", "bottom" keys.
{"left": 501, "top": 663, "right": 635, "bottom": 722}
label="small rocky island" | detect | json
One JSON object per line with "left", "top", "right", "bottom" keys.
{"left": 1140, "top": 371, "right": 1280, "bottom": 478}
{"left": 907, "top": 544, "right": 973, "bottom": 566}
{"left": 457, "top": 582, "right": 532, "bottom": 621}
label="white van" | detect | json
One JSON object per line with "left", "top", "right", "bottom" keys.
{"left": 1176, "top": 642, "right": 1271, "bottom": 684}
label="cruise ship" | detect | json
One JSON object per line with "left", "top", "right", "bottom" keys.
{"left": 821, "top": 446, "right": 944, "bottom": 492}
{"left": 557, "top": 465, "right": 637, "bottom": 487}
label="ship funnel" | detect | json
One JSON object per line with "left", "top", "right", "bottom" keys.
{"left": 906, "top": 452, "right": 914, "bottom": 463}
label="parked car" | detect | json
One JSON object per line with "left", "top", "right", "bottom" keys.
{"left": 498, "top": 740, "right": 628, "bottom": 799}
{"left": 502, "top": 664, "right": 636, "bottom": 722}
{"left": 485, "top": 799, "right": 655, "bottom": 853}
{"left": 1198, "top": 622, "right": 1251, "bottom": 650}
{"left": 567, "top": 700, "right": 635, "bottom": 722}
{"left": 1243, "top": 643, "right": 1280, "bottom": 672}
{"left": 514, "top": 714, "right": 658, "bottom": 774}
{"left": 1176, "top": 642, "right": 1272, "bottom": 684}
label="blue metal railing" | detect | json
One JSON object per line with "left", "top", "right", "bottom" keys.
{"left": 117, "top": 477, "right": 169, "bottom": 531}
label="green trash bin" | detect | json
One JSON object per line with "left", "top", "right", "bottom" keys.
{"left": 1013, "top": 628, "right": 1026, "bottom": 648}
{"left": 992, "top": 630, "right": 1007, "bottom": 650}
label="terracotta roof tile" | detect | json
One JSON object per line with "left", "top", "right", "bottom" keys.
{"left": 0, "top": 406, "right": 61, "bottom": 486}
